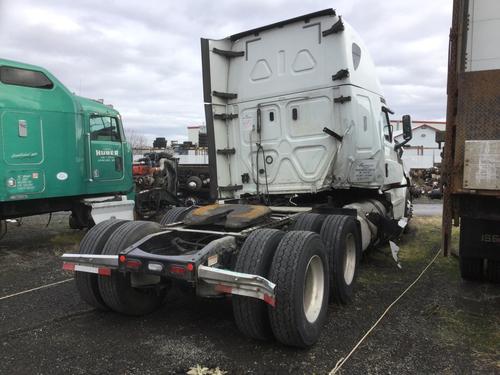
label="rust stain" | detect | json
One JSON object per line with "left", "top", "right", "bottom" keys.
{"left": 189, "top": 204, "right": 271, "bottom": 223}
{"left": 229, "top": 205, "right": 271, "bottom": 220}
{"left": 190, "top": 204, "right": 223, "bottom": 216}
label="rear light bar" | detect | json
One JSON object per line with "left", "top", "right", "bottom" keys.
{"left": 61, "top": 253, "right": 195, "bottom": 280}
{"left": 168, "top": 263, "right": 195, "bottom": 276}
{"left": 125, "top": 259, "right": 142, "bottom": 270}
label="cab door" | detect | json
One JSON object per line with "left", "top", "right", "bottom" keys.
{"left": 381, "top": 109, "right": 405, "bottom": 185}
{"left": 88, "top": 115, "right": 124, "bottom": 181}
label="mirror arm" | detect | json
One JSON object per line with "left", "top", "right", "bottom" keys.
{"left": 394, "top": 138, "right": 410, "bottom": 151}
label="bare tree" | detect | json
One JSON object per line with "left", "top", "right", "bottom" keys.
{"left": 125, "top": 128, "right": 149, "bottom": 149}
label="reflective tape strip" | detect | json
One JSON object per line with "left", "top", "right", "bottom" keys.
{"left": 75, "top": 264, "right": 99, "bottom": 274}
{"left": 62, "top": 262, "right": 111, "bottom": 276}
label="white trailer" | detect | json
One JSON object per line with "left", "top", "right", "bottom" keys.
{"left": 62, "top": 9, "right": 414, "bottom": 347}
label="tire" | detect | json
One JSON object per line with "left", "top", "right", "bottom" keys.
{"left": 485, "top": 260, "right": 500, "bottom": 283}
{"left": 98, "top": 221, "right": 167, "bottom": 316}
{"left": 75, "top": 219, "right": 128, "bottom": 310}
{"left": 459, "top": 256, "right": 483, "bottom": 281}
{"left": 160, "top": 206, "right": 194, "bottom": 225}
{"left": 268, "top": 231, "right": 329, "bottom": 348}
{"left": 320, "top": 215, "right": 361, "bottom": 304}
{"left": 233, "top": 229, "right": 285, "bottom": 340}
{"left": 292, "top": 213, "right": 326, "bottom": 233}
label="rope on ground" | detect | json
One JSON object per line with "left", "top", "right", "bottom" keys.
{"left": 329, "top": 248, "right": 441, "bottom": 374}
{"left": 0, "top": 278, "right": 73, "bottom": 301}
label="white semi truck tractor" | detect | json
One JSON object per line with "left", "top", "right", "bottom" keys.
{"left": 62, "top": 9, "right": 413, "bottom": 347}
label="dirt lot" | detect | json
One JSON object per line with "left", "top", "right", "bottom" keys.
{"left": 0, "top": 211, "right": 499, "bottom": 374}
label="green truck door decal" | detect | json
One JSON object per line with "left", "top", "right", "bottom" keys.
{"left": 88, "top": 115, "right": 124, "bottom": 181}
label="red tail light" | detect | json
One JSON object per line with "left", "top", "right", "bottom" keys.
{"left": 125, "top": 259, "right": 142, "bottom": 269}
{"left": 169, "top": 265, "right": 187, "bottom": 275}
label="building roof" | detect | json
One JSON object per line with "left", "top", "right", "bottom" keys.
{"left": 393, "top": 121, "right": 446, "bottom": 139}
{"left": 391, "top": 120, "right": 445, "bottom": 130}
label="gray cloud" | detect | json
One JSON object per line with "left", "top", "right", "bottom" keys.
{"left": 0, "top": 0, "right": 452, "bottom": 142}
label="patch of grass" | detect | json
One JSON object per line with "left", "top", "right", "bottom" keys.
{"left": 435, "top": 306, "right": 500, "bottom": 368}
{"left": 434, "top": 254, "right": 460, "bottom": 278}
{"left": 449, "top": 225, "right": 461, "bottom": 256}
{"left": 393, "top": 217, "right": 442, "bottom": 270}
{"left": 51, "top": 231, "right": 84, "bottom": 254}
{"left": 357, "top": 266, "right": 395, "bottom": 285}
{"left": 358, "top": 218, "right": 443, "bottom": 285}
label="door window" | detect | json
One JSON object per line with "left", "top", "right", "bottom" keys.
{"left": 381, "top": 111, "right": 392, "bottom": 142}
{"left": 90, "top": 116, "right": 121, "bottom": 142}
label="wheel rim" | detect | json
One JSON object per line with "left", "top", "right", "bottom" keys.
{"left": 343, "top": 233, "right": 356, "bottom": 285}
{"left": 303, "top": 255, "right": 325, "bottom": 323}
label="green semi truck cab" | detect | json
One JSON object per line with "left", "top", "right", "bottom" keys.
{"left": 0, "top": 58, "right": 134, "bottom": 226}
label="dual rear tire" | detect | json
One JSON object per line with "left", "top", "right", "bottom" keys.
{"left": 160, "top": 206, "right": 195, "bottom": 225}
{"left": 75, "top": 220, "right": 168, "bottom": 316}
{"left": 232, "top": 229, "right": 284, "bottom": 340}
{"left": 293, "top": 213, "right": 361, "bottom": 303}
{"left": 233, "top": 229, "right": 329, "bottom": 348}
{"left": 233, "top": 213, "right": 360, "bottom": 348}
{"left": 98, "top": 221, "right": 168, "bottom": 316}
{"left": 75, "top": 219, "right": 128, "bottom": 310}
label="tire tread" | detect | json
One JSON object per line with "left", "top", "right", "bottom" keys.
{"left": 160, "top": 207, "right": 194, "bottom": 225}
{"left": 98, "top": 221, "right": 165, "bottom": 315}
{"left": 292, "top": 213, "right": 325, "bottom": 233}
{"left": 233, "top": 229, "right": 284, "bottom": 340}
{"left": 268, "top": 231, "right": 329, "bottom": 347}
{"left": 75, "top": 219, "right": 127, "bottom": 310}
{"left": 320, "top": 214, "right": 360, "bottom": 304}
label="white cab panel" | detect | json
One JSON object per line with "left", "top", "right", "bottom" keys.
{"left": 466, "top": 0, "right": 500, "bottom": 71}
{"left": 202, "top": 10, "right": 407, "bottom": 207}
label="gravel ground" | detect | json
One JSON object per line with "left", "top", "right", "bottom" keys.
{"left": 0, "top": 211, "right": 498, "bottom": 374}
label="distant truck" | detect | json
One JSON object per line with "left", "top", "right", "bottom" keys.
{"left": 442, "top": 0, "right": 500, "bottom": 282}
{"left": 0, "top": 59, "right": 135, "bottom": 228}
{"left": 63, "top": 9, "right": 414, "bottom": 347}
{"left": 132, "top": 144, "right": 211, "bottom": 218}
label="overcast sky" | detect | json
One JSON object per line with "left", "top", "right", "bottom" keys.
{"left": 0, "top": 0, "right": 452, "bottom": 142}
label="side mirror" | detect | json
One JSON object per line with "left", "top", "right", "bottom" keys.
{"left": 402, "top": 115, "right": 412, "bottom": 141}
{"left": 395, "top": 114, "right": 412, "bottom": 152}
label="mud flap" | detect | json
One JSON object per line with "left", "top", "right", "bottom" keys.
{"left": 84, "top": 195, "right": 135, "bottom": 224}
